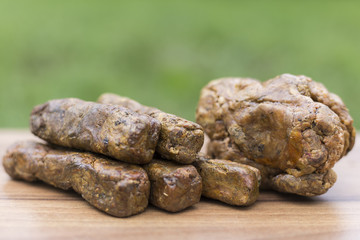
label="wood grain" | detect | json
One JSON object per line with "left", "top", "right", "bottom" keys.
{"left": 0, "top": 129, "right": 359, "bottom": 240}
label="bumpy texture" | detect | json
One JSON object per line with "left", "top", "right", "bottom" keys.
{"left": 197, "top": 74, "right": 355, "bottom": 196}
{"left": 207, "top": 138, "right": 337, "bottom": 196}
{"left": 30, "top": 98, "right": 161, "bottom": 164}
{"left": 193, "top": 155, "right": 260, "bottom": 206}
{"left": 271, "top": 169, "right": 337, "bottom": 197}
{"left": 2, "top": 141, "right": 150, "bottom": 217}
{"left": 98, "top": 93, "right": 204, "bottom": 164}
{"left": 143, "top": 159, "right": 202, "bottom": 212}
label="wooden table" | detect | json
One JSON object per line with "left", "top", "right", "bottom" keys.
{"left": 0, "top": 130, "right": 359, "bottom": 240}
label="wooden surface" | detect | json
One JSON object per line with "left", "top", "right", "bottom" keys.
{"left": 0, "top": 130, "right": 359, "bottom": 240}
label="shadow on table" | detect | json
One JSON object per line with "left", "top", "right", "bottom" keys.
{"left": 258, "top": 190, "right": 320, "bottom": 203}
{"left": 195, "top": 189, "right": 330, "bottom": 212}
{"left": 2, "top": 177, "right": 204, "bottom": 218}
{"left": 2, "top": 177, "right": 82, "bottom": 200}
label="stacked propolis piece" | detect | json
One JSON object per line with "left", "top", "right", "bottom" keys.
{"left": 2, "top": 95, "right": 260, "bottom": 217}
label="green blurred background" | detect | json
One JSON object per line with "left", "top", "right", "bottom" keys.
{"left": 0, "top": 1, "right": 359, "bottom": 128}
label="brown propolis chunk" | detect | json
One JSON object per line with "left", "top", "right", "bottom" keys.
{"left": 30, "top": 98, "right": 161, "bottom": 164}
{"left": 193, "top": 155, "right": 260, "bottom": 206}
{"left": 2, "top": 141, "right": 150, "bottom": 217}
{"left": 98, "top": 93, "right": 204, "bottom": 164}
{"left": 207, "top": 138, "right": 337, "bottom": 196}
{"left": 270, "top": 169, "right": 337, "bottom": 197}
{"left": 143, "top": 159, "right": 202, "bottom": 212}
{"left": 197, "top": 74, "right": 355, "bottom": 196}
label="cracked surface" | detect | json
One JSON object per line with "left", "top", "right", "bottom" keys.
{"left": 271, "top": 169, "right": 337, "bottom": 197}
{"left": 30, "top": 98, "right": 161, "bottom": 164}
{"left": 98, "top": 93, "right": 204, "bottom": 164}
{"left": 143, "top": 159, "right": 202, "bottom": 212}
{"left": 2, "top": 141, "right": 150, "bottom": 217}
{"left": 193, "top": 155, "right": 260, "bottom": 206}
{"left": 197, "top": 74, "right": 354, "bottom": 196}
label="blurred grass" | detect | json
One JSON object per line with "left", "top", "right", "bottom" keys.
{"left": 0, "top": 0, "right": 359, "bottom": 128}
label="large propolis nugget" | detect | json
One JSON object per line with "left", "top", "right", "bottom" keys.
{"left": 2, "top": 141, "right": 150, "bottom": 217}
{"left": 30, "top": 98, "right": 161, "bottom": 164}
{"left": 193, "top": 155, "right": 260, "bottom": 206}
{"left": 197, "top": 74, "right": 355, "bottom": 196}
{"left": 98, "top": 93, "right": 204, "bottom": 164}
{"left": 143, "top": 159, "right": 202, "bottom": 212}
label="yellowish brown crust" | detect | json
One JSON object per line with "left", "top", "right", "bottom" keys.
{"left": 143, "top": 159, "right": 202, "bottom": 212}
{"left": 197, "top": 74, "right": 354, "bottom": 196}
{"left": 30, "top": 98, "right": 161, "bottom": 164}
{"left": 193, "top": 155, "right": 260, "bottom": 206}
{"left": 98, "top": 93, "right": 204, "bottom": 164}
{"left": 2, "top": 141, "right": 150, "bottom": 217}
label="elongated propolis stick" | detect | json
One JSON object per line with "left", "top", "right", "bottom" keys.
{"left": 30, "top": 98, "right": 161, "bottom": 164}
{"left": 2, "top": 141, "right": 150, "bottom": 217}
{"left": 97, "top": 93, "right": 204, "bottom": 164}
{"left": 143, "top": 159, "right": 202, "bottom": 212}
{"left": 193, "top": 155, "right": 261, "bottom": 206}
